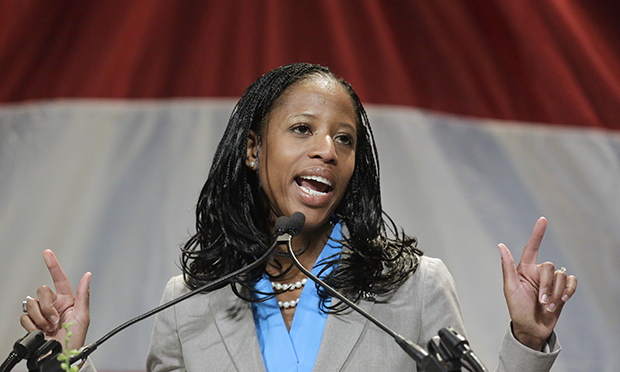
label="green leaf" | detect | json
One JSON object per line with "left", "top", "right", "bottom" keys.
{"left": 59, "top": 322, "right": 80, "bottom": 372}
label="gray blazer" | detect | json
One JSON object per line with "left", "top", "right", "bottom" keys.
{"left": 139, "top": 256, "right": 559, "bottom": 372}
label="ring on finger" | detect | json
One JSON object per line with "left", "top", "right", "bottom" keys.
{"left": 555, "top": 267, "right": 567, "bottom": 274}
{"left": 22, "top": 296, "right": 34, "bottom": 313}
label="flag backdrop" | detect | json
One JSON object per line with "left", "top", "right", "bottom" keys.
{"left": 1, "top": 1, "right": 619, "bottom": 371}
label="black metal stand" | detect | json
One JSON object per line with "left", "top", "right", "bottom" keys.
{"left": 424, "top": 327, "right": 487, "bottom": 372}
{"left": 0, "top": 331, "right": 66, "bottom": 372}
{"left": 26, "top": 339, "right": 64, "bottom": 372}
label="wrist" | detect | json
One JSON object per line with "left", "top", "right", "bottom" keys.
{"left": 511, "top": 323, "right": 546, "bottom": 351}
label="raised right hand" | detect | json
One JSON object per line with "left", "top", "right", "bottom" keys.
{"left": 20, "top": 249, "right": 91, "bottom": 352}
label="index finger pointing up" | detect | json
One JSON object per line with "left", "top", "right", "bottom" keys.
{"left": 519, "top": 217, "right": 547, "bottom": 266}
{"left": 42, "top": 249, "right": 74, "bottom": 296}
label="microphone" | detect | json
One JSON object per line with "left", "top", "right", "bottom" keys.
{"left": 273, "top": 214, "right": 290, "bottom": 236}
{"left": 437, "top": 328, "right": 487, "bottom": 372}
{"left": 284, "top": 212, "right": 487, "bottom": 372}
{"left": 276, "top": 211, "right": 305, "bottom": 243}
{"left": 286, "top": 212, "right": 306, "bottom": 236}
{"left": 0, "top": 331, "right": 45, "bottom": 372}
{"left": 9, "top": 216, "right": 297, "bottom": 372}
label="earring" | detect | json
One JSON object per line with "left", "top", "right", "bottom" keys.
{"left": 248, "top": 160, "right": 256, "bottom": 169}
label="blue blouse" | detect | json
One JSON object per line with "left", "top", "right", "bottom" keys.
{"left": 251, "top": 223, "right": 342, "bottom": 372}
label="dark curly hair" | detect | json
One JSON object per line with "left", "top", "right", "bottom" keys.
{"left": 180, "top": 63, "right": 422, "bottom": 311}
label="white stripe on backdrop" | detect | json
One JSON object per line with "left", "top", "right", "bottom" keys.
{"left": 1, "top": 100, "right": 618, "bottom": 371}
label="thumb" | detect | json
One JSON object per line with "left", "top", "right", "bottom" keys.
{"left": 74, "top": 272, "right": 91, "bottom": 315}
{"left": 498, "top": 243, "right": 518, "bottom": 291}
{"left": 67, "top": 272, "right": 91, "bottom": 351}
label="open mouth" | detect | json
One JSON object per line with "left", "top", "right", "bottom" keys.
{"left": 295, "top": 175, "right": 333, "bottom": 196}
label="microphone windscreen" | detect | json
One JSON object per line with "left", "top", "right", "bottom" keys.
{"left": 286, "top": 212, "right": 306, "bottom": 236}
{"left": 274, "top": 216, "right": 289, "bottom": 236}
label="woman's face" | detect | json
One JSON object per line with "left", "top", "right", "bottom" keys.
{"left": 247, "top": 75, "right": 357, "bottom": 232}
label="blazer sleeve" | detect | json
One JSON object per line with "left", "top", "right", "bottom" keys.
{"left": 497, "top": 325, "right": 560, "bottom": 372}
{"left": 418, "top": 257, "right": 560, "bottom": 372}
{"left": 146, "top": 276, "right": 187, "bottom": 372}
{"left": 78, "top": 358, "right": 97, "bottom": 372}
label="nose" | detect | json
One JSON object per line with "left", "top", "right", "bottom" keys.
{"left": 309, "top": 134, "right": 337, "bottom": 164}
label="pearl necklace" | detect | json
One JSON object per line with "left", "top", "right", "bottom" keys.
{"left": 278, "top": 298, "right": 300, "bottom": 309}
{"left": 271, "top": 277, "right": 307, "bottom": 292}
{"left": 271, "top": 278, "right": 307, "bottom": 309}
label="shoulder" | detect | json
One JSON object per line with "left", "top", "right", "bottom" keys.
{"left": 158, "top": 274, "right": 250, "bottom": 318}
{"left": 162, "top": 274, "right": 190, "bottom": 295}
{"left": 158, "top": 274, "right": 191, "bottom": 303}
{"left": 374, "top": 254, "right": 457, "bottom": 304}
{"left": 399, "top": 254, "right": 456, "bottom": 293}
{"left": 417, "top": 255, "right": 450, "bottom": 276}
{"left": 369, "top": 254, "right": 465, "bottom": 343}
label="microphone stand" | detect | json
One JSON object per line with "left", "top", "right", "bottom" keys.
{"left": 5, "top": 217, "right": 295, "bottom": 372}
{"left": 285, "top": 233, "right": 488, "bottom": 372}
{"left": 0, "top": 331, "right": 50, "bottom": 372}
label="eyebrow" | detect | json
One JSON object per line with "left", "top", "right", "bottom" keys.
{"left": 288, "top": 113, "right": 315, "bottom": 120}
{"left": 288, "top": 113, "right": 357, "bottom": 132}
{"left": 340, "top": 122, "right": 357, "bottom": 132}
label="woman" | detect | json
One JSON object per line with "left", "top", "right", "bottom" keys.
{"left": 21, "top": 63, "right": 577, "bottom": 371}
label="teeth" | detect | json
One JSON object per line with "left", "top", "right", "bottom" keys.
{"left": 300, "top": 185, "right": 327, "bottom": 196}
{"left": 300, "top": 175, "right": 332, "bottom": 187}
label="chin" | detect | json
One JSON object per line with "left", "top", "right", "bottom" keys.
{"left": 296, "top": 209, "right": 335, "bottom": 231}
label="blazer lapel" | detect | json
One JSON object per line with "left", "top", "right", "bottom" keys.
{"left": 210, "top": 288, "right": 267, "bottom": 372}
{"left": 312, "top": 299, "right": 375, "bottom": 372}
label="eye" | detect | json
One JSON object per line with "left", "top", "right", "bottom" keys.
{"left": 291, "top": 124, "right": 312, "bottom": 135}
{"left": 335, "top": 133, "right": 355, "bottom": 147}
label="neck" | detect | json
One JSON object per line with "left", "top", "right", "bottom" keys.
{"left": 266, "top": 223, "right": 334, "bottom": 281}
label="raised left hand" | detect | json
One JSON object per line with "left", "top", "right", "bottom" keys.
{"left": 498, "top": 217, "right": 578, "bottom": 351}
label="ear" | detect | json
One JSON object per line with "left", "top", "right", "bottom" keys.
{"left": 246, "top": 130, "right": 258, "bottom": 169}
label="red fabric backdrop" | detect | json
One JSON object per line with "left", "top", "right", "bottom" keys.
{"left": 1, "top": 0, "right": 619, "bottom": 129}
